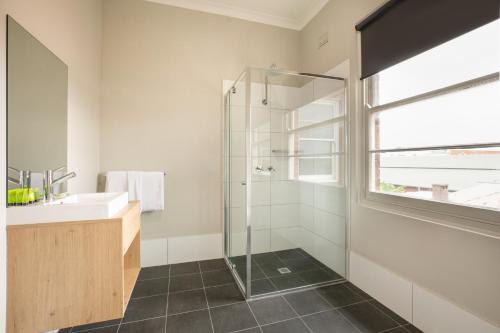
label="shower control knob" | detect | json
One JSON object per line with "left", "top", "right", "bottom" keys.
{"left": 267, "top": 166, "right": 276, "bottom": 172}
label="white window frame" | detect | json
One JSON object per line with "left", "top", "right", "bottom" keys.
{"left": 357, "top": 45, "right": 500, "bottom": 234}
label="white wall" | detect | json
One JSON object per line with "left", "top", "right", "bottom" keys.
{"left": 0, "top": 1, "right": 103, "bottom": 331}
{"left": 301, "top": 0, "right": 500, "bottom": 328}
{"left": 100, "top": 0, "right": 301, "bottom": 266}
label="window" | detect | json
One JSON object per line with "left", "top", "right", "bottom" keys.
{"left": 364, "top": 19, "right": 500, "bottom": 211}
{"left": 287, "top": 92, "right": 345, "bottom": 183}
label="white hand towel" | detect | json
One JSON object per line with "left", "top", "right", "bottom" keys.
{"left": 127, "top": 171, "right": 143, "bottom": 210}
{"left": 141, "top": 172, "right": 165, "bottom": 212}
{"left": 105, "top": 171, "right": 128, "bottom": 192}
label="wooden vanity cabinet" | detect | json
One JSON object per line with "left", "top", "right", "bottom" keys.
{"left": 7, "top": 201, "right": 141, "bottom": 333}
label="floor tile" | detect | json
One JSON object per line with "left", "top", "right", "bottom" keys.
{"left": 281, "top": 257, "right": 319, "bottom": 273}
{"left": 261, "top": 318, "right": 309, "bottom": 333}
{"left": 298, "top": 269, "right": 336, "bottom": 284}
{"left": 170, "top": 261, "right": 200, "bottom": 276}
{"left": 166, "top": 309, "right": 212, "bottom": 333}
{"left": 168, "top": 289, "right": 207, "bottom": 315}
{"left": 302, "top": 309, "right": 358, "bottom": 333}
{"left": 316, "top": 283, "right": 365, "bottom": 308}
{"left": 169, "top": 273, "right": 203, "bottom": 292}
{"left": 259, "top": 262, "right": 289, "bottom": 278}
{"left": 200, "top": 258, "right": 227, "bottom": 272}
{"left": 252, "top": 253, "right": 282, "bottom": 266}
{"left": 131, "top": 278, "right": 168, "bottom": 298}
{"left": 270, "top": 274, "right": 307, "bottom": 290}
{"left": 339, "top": 301, "right": 399, "bottom": 333}
{"left": 248, "top": 296, "right": 296, "bottom": 325}
{"left": 274, "top": 249, "right": 306, "bottom": 261}
{"left": 344, "top": 282, "right": 372, "bottom": 300}
{"left": 202, "top": 269, "right": 234, "bottom": 287}
{"left": 138, "top": 265, "right": 170, "bottom": 280}
{"left": 251, "top": 279, "right": 277, "bottom": 296}
{"left": 236, "top": 263, "right": 267, "bottom": 281}
{"left": 76, "top": 326, "right": 118, "bottom": 333}
{"left": 369, "top": 299, "right": 407, "bottom": 325}
{"left": 284, "top": 290, "right": 331, "bottom": 315}
{"left": 384, "top": 327, "right": 412, "bottom": 333}
{"left": 118, "top": 317, "right": 166, "bottom": 333}
{"left": 205, "top": 283, "right": 245, "bottom": 307}
{"left": 210, "top": 302, "right": 258, "bottom": 333}
{"left": 238, "top": 328, "right": 262, "bottom": 333}
{"left": 72, "top": 319, "right": 121, "bottom": 332}
{"left": 403, "top": 324, "right": 424, "bottom": 333}
{"left": 123, "top": 295, "right": 167, "bottom": 322}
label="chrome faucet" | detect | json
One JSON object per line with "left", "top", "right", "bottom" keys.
{"left": 8, "top": 167, "right": 31, "bottom": 188}
{"left": 43, "top": 166, "right": 76, "bottom": 201}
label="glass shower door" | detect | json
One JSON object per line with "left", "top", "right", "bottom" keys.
{"left": 249, "top": 69, "right": 348, "bottom": 296}
{"left": 224, "top": 73, "right": 249, "bottom": 295}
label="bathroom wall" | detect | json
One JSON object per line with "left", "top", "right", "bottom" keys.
{"left": 300, "top": 0, "right": 500, "bottom": 328}
{"left": 100, "top": 0, "right": 301, "bottom": 265}
{"left": 2, "top": 0, "right": 103, "bottom": 193}
{"left": 0, "top": 1, "right": 103, "bottom": 330}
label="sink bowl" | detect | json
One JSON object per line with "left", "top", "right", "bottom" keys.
{"left": 7, "top": 192, "right": 129, "bottom": 226}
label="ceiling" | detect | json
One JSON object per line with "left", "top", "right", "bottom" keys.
{"left": 145, "top": 0, "right": 330, "bottom": 30}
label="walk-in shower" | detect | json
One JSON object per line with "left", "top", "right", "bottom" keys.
{"left": 223, "top": 67, "right": 348, "bottom": 298}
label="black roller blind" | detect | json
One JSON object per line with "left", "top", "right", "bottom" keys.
{"left": 356, "top": 0, "right": 500, "bottom": 79}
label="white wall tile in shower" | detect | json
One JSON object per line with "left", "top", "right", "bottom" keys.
{"left": 230, "top": 157, "right": 246, "bottom": 182}
{"left": 299, "top": 204, "right": 315, "bottom": 231}
{"left": 251, "top": 131, "right": 270, "bottom": 157}
{"left": 270, "top": 156, "right": 290, "bottom": 181}
{"left": 230, "top": 131, "right": 246, "bottom": 157}
{"left": 314, "top": 184, "right": 346, "bottom": 216}
{"left": 270, "top": 109, "right": 287, "bottom": 133}
{"left": 270, "top": 204, "right": 300, "bottom": 228}
{"left": 271, "top": 180, "right": 300, "bottom": 205}
{"left": 230, "top": 181, "right": 245, "bottom": 208}
{"left": 250, "top": 205, "right": 271, "bottom": 230}
{"left": 270, "top": 227, "right": 302, "bottom": 252}
{"left": 314, "top": 209, "right": 346, "bottom": 248}
{"left": 251, "top": 107, "right": 270, "bottom": 133}
{"left": 299, "top": 182, "right": 315, "bottom": 206}
{"left": 251, "top": 181, "right": 270, "bottom": 206}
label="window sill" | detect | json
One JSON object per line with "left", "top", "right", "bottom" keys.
{"left": 359, "top": 191, "right": 500, "bottom": 240}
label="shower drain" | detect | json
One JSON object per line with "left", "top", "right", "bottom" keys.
{"left": 277, "top": 267, "right": 291, "bottom": 274}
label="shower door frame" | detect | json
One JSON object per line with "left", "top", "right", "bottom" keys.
{"left": 224, "top": 67, "right": 349, "bottom": 300}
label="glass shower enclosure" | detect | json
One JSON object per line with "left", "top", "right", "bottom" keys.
{"left": 223, "top": 67, "right": 348, "bottom": 298}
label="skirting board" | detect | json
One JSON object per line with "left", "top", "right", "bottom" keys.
{"left": 141, "top": 233, "right": 223, "bottom": 267}
{"left": 349, "top": 251, "right": 500, "bottom": 333}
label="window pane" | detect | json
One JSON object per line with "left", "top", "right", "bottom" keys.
{"left": 370, "top": 148, "right": 500, "bottom": 211}
{"left": 370, "top": 80, "right": 500, "bottom": 151}
{"left": 369, "top": 20, "right": 499, "bottom": 106}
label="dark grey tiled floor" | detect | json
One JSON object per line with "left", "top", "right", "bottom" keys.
{"left": 231, "top": 248, "right": 343, "bottom": 296}
{"left": 60, "top": 258, "right": 424, "bottom": 333}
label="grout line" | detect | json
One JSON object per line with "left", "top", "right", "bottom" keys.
{"left": 280, "top": 295, "right": 314, "bottom": 333}
{"left": 199, "top": 262, "right": 215, "bottom": 333}
{"left": 312, "top": 286, "right": 363, "bottom": 333}
{"left": 117, "top": 315, "right": 166, "bottom": 327}
{"left": 245, "top": 298, "right": 262, "bottom": 332}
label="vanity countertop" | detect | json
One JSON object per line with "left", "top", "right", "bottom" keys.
{"left": 7, "top": 192, "right": 129, "bottom": 226}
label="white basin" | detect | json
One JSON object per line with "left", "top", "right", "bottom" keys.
{"left": 7, "top": 192, "right": 129, "bottom": 226}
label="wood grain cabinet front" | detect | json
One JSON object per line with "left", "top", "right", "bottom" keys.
{"left": 7, "top": 201, "right": 141, "bottom": 333}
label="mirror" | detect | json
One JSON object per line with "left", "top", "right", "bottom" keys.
{"left": 7, "top": 16, "right": 68, "bottom": 186}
